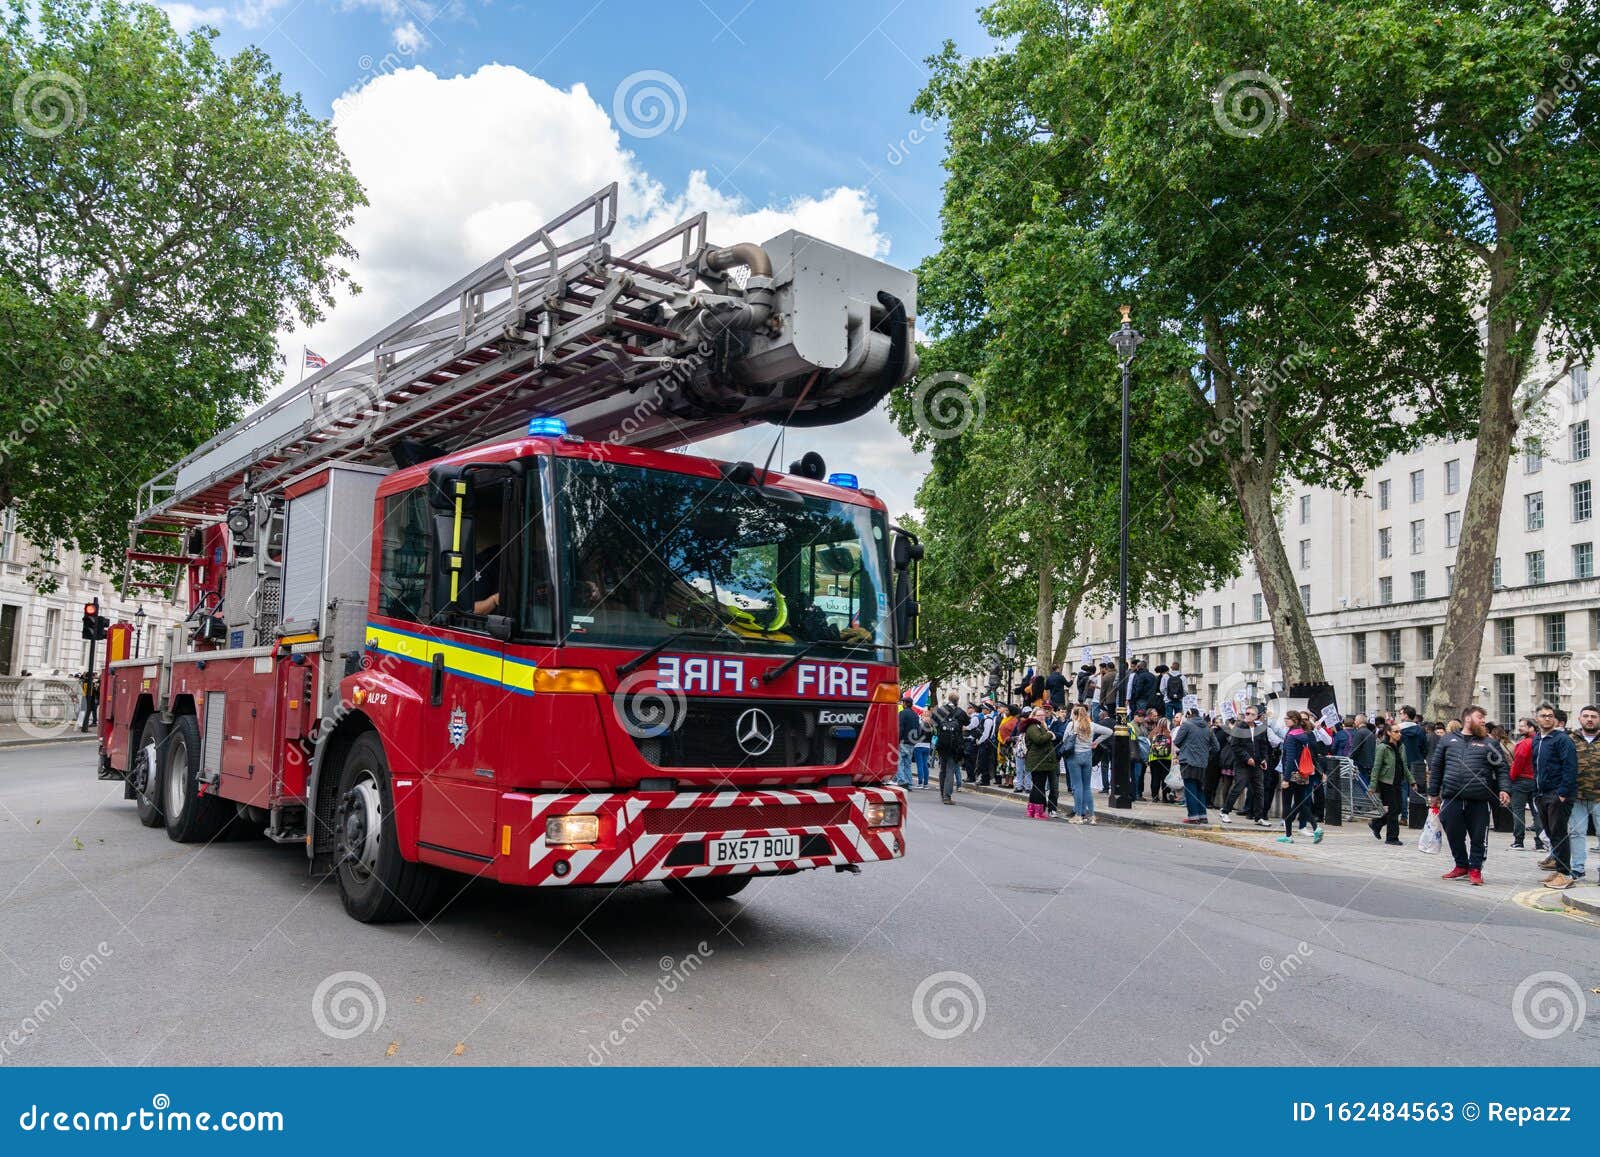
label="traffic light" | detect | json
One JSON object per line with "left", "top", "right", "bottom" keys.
{"left": 81, "top": 600, "right": 109, "bottom": 641}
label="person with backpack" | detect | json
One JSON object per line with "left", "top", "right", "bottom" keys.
{"left": 930, "top": 692, "right": 968, "bottom": 805}
{"left": 1427, "top": 704, "right": 1513, "bottom": 884}
{"left": 1163, "top": 662, "right": 1187, "bottom": 720}
{"left": 1145, "top": 716, "right": 1174, "bottom": 802}
{"left": 1276, "top": 711, "right": 1325, "bottom": 844}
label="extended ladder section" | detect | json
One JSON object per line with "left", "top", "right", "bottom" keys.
{"left": 133, "top": 183, "right": 918, "bottom": 533}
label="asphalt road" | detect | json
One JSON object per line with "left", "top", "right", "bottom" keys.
{"left": 2, "top": 741, "right": 1597, "bottom": 1067}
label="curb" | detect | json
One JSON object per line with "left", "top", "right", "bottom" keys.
{"left": 1560, "top": 890, "right": 1600, "bottom": 920}
{"left": 0, "top": 733, "right": 97, "bottom": 749}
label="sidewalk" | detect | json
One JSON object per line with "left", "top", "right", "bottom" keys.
{"left": 0, "top": 720, "right": 98, "bottom": 747}
{"left": 947, "top": 777, "right": 1600, "bottom": 912}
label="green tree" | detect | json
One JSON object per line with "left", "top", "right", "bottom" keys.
{"left": 0, "top": 0, "right": 363, "bottom": 586}
{"left": 1289, "top": 1, "right": 1600, "bottom": 719}
{"left": 914, "top": 0, "right": 1480, "bottom": 688}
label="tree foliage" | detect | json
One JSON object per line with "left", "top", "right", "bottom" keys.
{"left": 0, "top": 0, "right": 364, "bottom": 586}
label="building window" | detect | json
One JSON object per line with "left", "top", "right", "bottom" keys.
{"left": 1161, "top": 613, "right": 1170, "bottom": 634}
{"left": 1208, "top": 645, "right": 1219, "bottom": 668}
{"left": 1132, "top": 620, "right": 1140, "bottom": 639}
{"left": 1593, "top": 669, "right": 1600, "bottom": 711}
{"left": 1249, "top": 641, "right": 1264, "bottom": 668}
{"left": 1497, "top": 618, "right": 1517, "bottom": 656}
{"left": 1410, "top": 469, "right": 1424, "bottom": 503}
{"left": 1575, "top": 542, "right": 1595, "bottom": 580}
{"left": 1378, "top": 677, "right": 1397, "bottom": 713}
{"left": 1416, "top": 675, "right": 1433, "bottom": 708}
{"left": 1378, "top": 575, "right": 1394, "bottom": 604}
{"left": 1386, "top": 629, "right": 1402, "bottom": 663}
{"left": 1445, "top": 458, "right": 1460, "bottom": 494}
{"left": 1298, "top": 539, "right": 1310, "bottom": 569}
{"left": 0, "top": 508, "right": 14, "bottom": 562}
{"left": 1419, "top": 625, "right": 1435, "bottom": 660}
{"left": 1411, "top": 570, "right": 1427, "bottom": 600}
{"left": 42, "top": 607, "right": 60, "bottom": 666}
{"left": 1299, "top": 494, "right": 1311, "bottom": 524}
{"left": 1212, "top": 605, "right": 1222, "bottom": 628}
{"left": 1525, "top": 438, "right": 1543, "bottom": 473}
{"left": 1444, "top": 511, "right": 1460, "bottom": 547}
{"left": 1378, "top": 479, "right": 1391, "bottom": 510}
{"left": 1572, "top": 419, "right": 1591, "bottom": 462}
{"left": 1350, "top": 678, "right": 1367, "bottom": 715}
{"left": 1410, "top": 519, "right": 1425, "bottom": 554}
{"left": 1574, "top": 365, "right": 1591, "bottom": 403}
{"left": 1352, "top": 632, "right": 1367, "bottom": 664}
{"left": 1378, "top": 527, "right": 1392, "bottom": 559}
{"left": 1252, "top": 594, "right": 1264, "bottom": 621}
{"left": 1148, "top": 615, "right": 1155, "bottom": 635}
{"left": 1540, "top": 671, "right": 1562, "bottom": 708}
{"left": 1492, "top": 556, "right": 1503, "bottom": 589}
{"left": 1527, "top": 550, "right": 1545, "bottom": 584}
{"left": 1546, "top": 612, "right": 1567, "bottom": 653}
{"left": 1446, "top": 564, "right": 1455, "bottom": 594}
{"left": 1299, "top": 584, "right": 1311, "bottom": 612}
{"left": 1496, "top": 673, "right": 1517, "bottom": 724}
{"left": 1525, "top": 491, "right": 1544, "bottom": 531}
{"left": 1574, "top": 480, "right": 1593, "bottom": 523}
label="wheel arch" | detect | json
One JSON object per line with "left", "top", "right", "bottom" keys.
{"left": 308, "top": 709, "right": 378, "bottom": 866}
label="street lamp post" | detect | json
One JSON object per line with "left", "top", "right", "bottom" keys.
{"left": 1001, "top": 629, "right": 1019, "bottom": 707}
{"left": 133, "top": 605, "right": 146, "bottom": 659}
{"left": 1107, "top": 306, "right": 1144, "bottom": 810}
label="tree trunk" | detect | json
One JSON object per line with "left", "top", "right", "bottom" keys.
{"left": 1426, "top": 303, "right": 1523, "bottom": 722}
{"left": 1051, "top": 585, "right": 1087, "bottom": 670}
{"left": 1232, "top": 461, "right": 1326, "bottom": 687}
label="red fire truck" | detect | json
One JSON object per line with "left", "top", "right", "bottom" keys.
{"left": 95, "top": 185, "right": 921, "bottom": 922}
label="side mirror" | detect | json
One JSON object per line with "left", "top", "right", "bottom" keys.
{"left": 894, "top": 569, "right": 920, "bottom": 648}
{"left": 484, "top": 614, "right": 514, "bottom": 642}
{"left": 430, "top": 511, "right": 476, "bottom": 618}
{"left": 428, "top": 465, "right": 472, "bottom": 511}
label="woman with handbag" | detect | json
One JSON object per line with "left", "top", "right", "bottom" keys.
{"left": 1063, "top": 705, "right": 1112, "bottom": 823}
{"left": 1277, "top": 711, "right": 1325, "bottom": 844}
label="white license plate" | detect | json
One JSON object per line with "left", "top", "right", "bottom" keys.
{"left": 707, "top": 834, "right": 800, "bottom": 866}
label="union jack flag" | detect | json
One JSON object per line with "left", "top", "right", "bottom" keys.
{"left": 303, "top": 348, "right": 327, "bottom": 370}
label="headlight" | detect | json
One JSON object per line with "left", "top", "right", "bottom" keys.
{"left": 864, "top": 800, "right": 902, "bottom": 828}
{"left": 546, "top": 814, "right": 601, "bottom": 845}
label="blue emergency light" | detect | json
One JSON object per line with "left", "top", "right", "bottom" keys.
{"left": 827, "top": 472, "right": 859, "bottom": 490}
{"left": 527, "top": 416, "right": 568, "bottom": 437}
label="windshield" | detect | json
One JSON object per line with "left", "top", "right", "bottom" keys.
{"left": 556, "top": 458, "right": 894, "bottom": 658}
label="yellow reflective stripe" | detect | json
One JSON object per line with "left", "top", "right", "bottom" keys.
{"left": 449, "top": 480, "right": 466, "bottom": 603}
{"left": 364, "top": 626, "right": 540, "bottom": 695}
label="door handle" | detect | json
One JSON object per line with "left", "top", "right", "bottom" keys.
{"left": 431, "top": 653, "right": 445, "bottom": 706}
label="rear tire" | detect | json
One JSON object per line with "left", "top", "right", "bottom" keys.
{"left": 334, "top": 732, "right": 443, "bottom": 924}
{"left": 663, "top": 875, "right": 750, "bottom": 903}
{"left": 161, "top": 714, "right": 228, "bottom": 843}
{"left": 132, "top": 715, "right": 165, "bottom": 828}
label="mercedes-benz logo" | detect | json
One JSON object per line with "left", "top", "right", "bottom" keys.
{"left": 734, "top": 707, "right": 776, "bottom": 756}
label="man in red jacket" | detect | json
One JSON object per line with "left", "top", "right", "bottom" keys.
{"left": 1507, "top": 716, "right": 1543, "bottom": 851}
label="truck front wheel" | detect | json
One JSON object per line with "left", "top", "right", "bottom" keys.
{"left": 334, "top": 732, "right": 442, "bottom": 924}
{"left": 663, "top": 876, "right": 750, "bottom": 903}
{"left": 132, "top": 715, "right": 164, "bottom": 828}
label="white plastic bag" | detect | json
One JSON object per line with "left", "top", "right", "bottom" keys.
{"left": 1418, "top": 809, "right": 1443, "bottom": 854}
{"left": 1163, "top": 769, "right": 1184, "bottom": 792}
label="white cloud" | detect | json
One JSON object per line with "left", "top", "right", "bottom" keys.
{"left": 391, "top": 20, "right": 427, "bottom": 54}
{"left": 159, "top": 2, "right": 227, "bottom": 32}
{"left": 282, "top": 62, "right": 919, "bottom": 511}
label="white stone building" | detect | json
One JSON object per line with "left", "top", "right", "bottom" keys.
{"left": 0, "top": 507, "right": 186, "bottom": 681}
{"left": 1065, "top": 365, "right": 1600, "bottom": 723}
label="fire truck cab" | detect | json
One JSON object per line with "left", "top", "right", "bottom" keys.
{"left": 96, "top": 185, "right": 921, "bottom": 922}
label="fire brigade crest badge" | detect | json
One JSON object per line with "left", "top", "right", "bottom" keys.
{"left": 448, "top": 705, "right": 468, "bottom": 749}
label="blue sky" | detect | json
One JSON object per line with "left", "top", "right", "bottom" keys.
{"left": 161, "top": 0, "right": 992, "bottom": 518}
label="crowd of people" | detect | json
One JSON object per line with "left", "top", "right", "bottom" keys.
{"left": 895, "top": 662, "right": 1600, "bottom": 889}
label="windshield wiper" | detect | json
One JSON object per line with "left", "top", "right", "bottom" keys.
{"left": 616, "top": 627, "right": 743, "bottom": 677}
{"left": 761, "top": 638, "right": 873, "bottom": 685}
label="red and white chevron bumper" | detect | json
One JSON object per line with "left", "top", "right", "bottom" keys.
{"left": 491, "top": 785, "right": 907, "bottom": 887}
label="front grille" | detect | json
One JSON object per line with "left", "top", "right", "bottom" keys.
{"left": 631, "top": 698, "right": 867, "bottom": 769}
{"left": 640, "top": 801, "right": 853, "bottom": 835}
